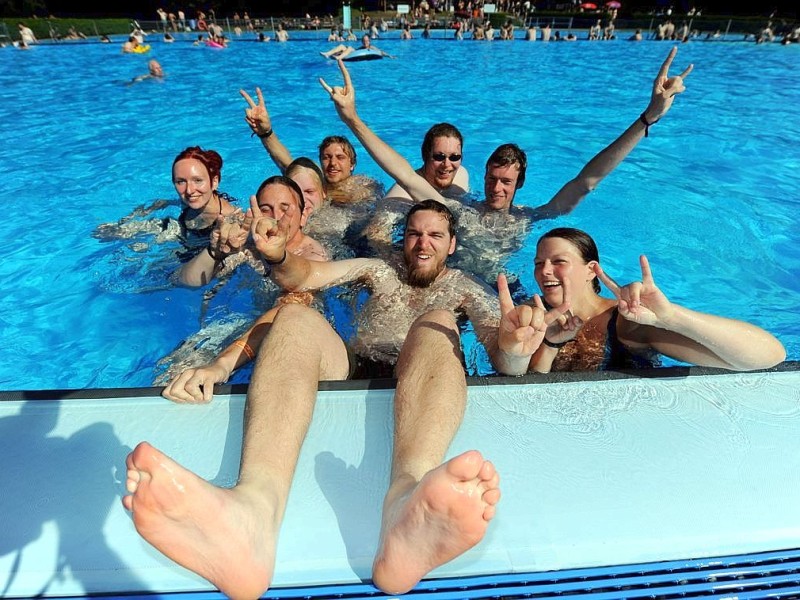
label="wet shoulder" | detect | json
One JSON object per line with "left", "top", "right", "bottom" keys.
{"left": 328, "top": 175, "right": 385, "bottom": 204}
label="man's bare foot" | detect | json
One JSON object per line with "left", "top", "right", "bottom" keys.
{"left": 372, "top": 450, "right": 501, "bottom": 594}
{"left": 122, "top": 442, "right": 278, "bottom": 600}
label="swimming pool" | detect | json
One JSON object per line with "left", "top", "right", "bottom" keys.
{"left": 0, "top": 37, "right": 796, "bottom": 390}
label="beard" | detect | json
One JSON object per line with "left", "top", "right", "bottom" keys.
{"left": 406, "top": 258, "right": 446, "bottom": 288}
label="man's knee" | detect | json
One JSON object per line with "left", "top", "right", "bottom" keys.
{"left": 397, "top": 310, "right": 464, "bottom": 376}
{"left": 410, "top": 309, "right": 459, "bottom": 336}
{"left": 404, "top": 309, "right": 461, "bottom": 354}
{"left": 271, "top": 303, "right": 324, "bottom": 331}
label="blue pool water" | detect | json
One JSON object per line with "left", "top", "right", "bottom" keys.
{"left": 0, "top": 36, "right": 797, "bottom": 390}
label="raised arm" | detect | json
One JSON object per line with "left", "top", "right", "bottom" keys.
{"left": 596, "top": 256, "right": 786, "bottom": 371}
{"left": 239, "top": 87, "right": 295, "bottom": 172}
{"left": 534, "top": 46, "right": 693, "bottom": 219}
{"left": 319, "top": 59, "right": 448, "bottom": 205}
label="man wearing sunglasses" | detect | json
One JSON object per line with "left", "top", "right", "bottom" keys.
{"left": 383, "top": 122, "right": 471, "bottom": 202}
{"left": 363, "top": 122, "right": 471, "bottom": 258}
{"left": 321, "top": 48, "right": 692, "bottom": 284}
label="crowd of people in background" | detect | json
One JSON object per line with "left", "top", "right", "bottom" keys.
{"left": 5, "top": 0, "right": 798, "bottom": 48}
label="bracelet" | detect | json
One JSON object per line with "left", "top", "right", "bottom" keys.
{"left": 265, "top": 250, "right": 287, "bottom": 266}
{"left": 639, "top": 112, "right": 659, "bottom": 137}
{"left": 543, "top": 337, "right": 571, "bottom": 349}
{"left": 232, "top": 339, "right": 255, "bottom": 361}
{"left": 251, "top": 128, "right": 273, "bottom": 139}
{"left": 205, "top": 245, "right": 222, "bottom": 261}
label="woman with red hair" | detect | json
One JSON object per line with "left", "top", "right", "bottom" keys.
{"left": 171, "top": 146, "right": 239, "bottom": 239}
{"left": 93, "top": 146, "right": 241, "bottom": 262}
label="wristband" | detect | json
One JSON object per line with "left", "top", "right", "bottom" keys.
{"left": 251, "top": 128, "right": 273, "bottom": 139}
{"left": 265, "top": 250, "right": 287, "bottom": 266}
{"left": 232, "top": 339, "right": 255, "bottom": 361}
{"left": 639, "top": 112, "right": 659, "bottom": 137}
{"left": 206, "top": 245, "right": 222, "bottom": 261}
{"left": 543, "top": 337, "right": 571, "bottom": 349}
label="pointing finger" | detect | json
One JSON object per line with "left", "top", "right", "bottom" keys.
{"left": 241, "top": 208, "right": 254, "bottom": 232}
{"left": 337, "top": 58, "right": 353, "bottom": 89}
{"left": 656, "top": 46, "right": 677, "bottom": 82}
{"left": 639, "top": 255, "right": 654, "bottom": 286}
{"left": 249, "top": 194, "right": 260, "bottom": 215}
{"left": 497, "top": 273, "right": 514, "bottom": 316}
{"left": 277, "top": 202, "right": 295, "bottom": 235}
{"left": 319, "top": 77, "right": 333, "bottom": 94}
{"left": 594, "top": 263, "right": 622, "bottom": 299}
{"left": 239, "top": 89, "right": 256, "bottom": 108}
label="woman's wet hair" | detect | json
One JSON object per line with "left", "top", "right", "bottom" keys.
{"left": 319, "top": 135, "right": 357, "bottom": 167}
{"left": 285, "top": 156, "right": 327, "bottom": 195}
{"left": 486, "top": 143, "right": 527, "bottom": 189}
{"left": 421, "top": 123, "right": 463, "bottom": 163}
{"left": 173, "top": 146, "right": 223, "bottom": 183}
{"left": 256, "top": 175, "right": 306, "bottom": 216}
{"left": 405, "top": 199, "right": 457, "bottom": 238}
{"left": 538, "top": 227, "right": 601, "bottom": 293}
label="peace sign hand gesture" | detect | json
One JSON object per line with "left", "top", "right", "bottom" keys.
{"left": 319, "top": 59, "right": 357, "bottom": 122}
{"left": 239, "top": 87, "right": 273, "bottom": 137}
{"left": 594, "top": 255, "right": 674, "bottom": 326}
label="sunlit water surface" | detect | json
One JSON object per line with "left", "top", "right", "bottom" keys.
{"left": 0, "top": 35, "right": 797, "bottom": 389}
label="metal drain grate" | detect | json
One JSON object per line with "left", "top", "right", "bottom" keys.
{"left": 261, "top": 548, "right": 800, "bottom": 600}
{"left": 36, "top": 548, "right": 800, "bottom": 600}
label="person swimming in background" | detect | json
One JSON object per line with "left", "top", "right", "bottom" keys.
{"left": 121, "top": 35, "right": 140, "bottom": 53}
{"left": 239, "top": 85, "right": 383, "bottom": 205}
{"left": 525, "top": 227, "right": 786, "bottom": 373}
{"left": 17, "top": 22, "right": 37, "bottom": 45}
{"left": 275, "top": 23, "right": 290, "bottom": 42}
{"left": 320, "top": 34, "right": 394, "bottom": 60}
{"left": 127, "top": 59, "right": 165, "bottom": 85}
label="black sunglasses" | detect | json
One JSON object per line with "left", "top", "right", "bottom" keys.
{"left": 430, "top": 152, "right": 462, "bottom": 163}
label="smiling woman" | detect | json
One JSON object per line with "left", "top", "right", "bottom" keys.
{"left": 528, "top": 227, "right": 786, "bottom": 374}
{"left": 93, "top": 146, "right": 241, "bottom": 261}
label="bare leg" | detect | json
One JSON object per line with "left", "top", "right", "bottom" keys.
{"left": 372, "top": 310, "right": 501, "bottom": 594}
{"left": 124, "top": 305, "right": 349, "bottom": 599}
{"left": 320, "top": 43, "right": 348, "bottom": 57}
